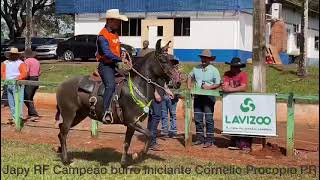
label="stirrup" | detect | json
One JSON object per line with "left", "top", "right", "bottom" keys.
{"left": 102, "top": 110, "right": 113, "bottom": 124}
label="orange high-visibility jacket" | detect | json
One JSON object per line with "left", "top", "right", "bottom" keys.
{"left": 1, "top": 60, "right": 28, "bottom": 80}
{"left": 96, "top": 27, "right": 121, "bottom": 62}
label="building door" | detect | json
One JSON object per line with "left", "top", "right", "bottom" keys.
{"left": 141, "top": 19, "right": 174, "bottom": 54}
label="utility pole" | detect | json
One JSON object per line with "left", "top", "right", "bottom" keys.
{"left": 25, "top": 0, "right": 33, "bottom": 51}
{"left": 297, "top": 0, "right": 308, "bottom": 77}
{"left": 252, "top": 0, "right": 266, "bottom": 93}
{"left": 252, "top": 0, "right": 267, "bottom": 148}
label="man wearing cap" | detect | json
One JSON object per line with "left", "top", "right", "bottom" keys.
{"left": 1, "top": 48, "right": 28, "bottom": 124}
{"left": 222, "top": 57, "right": 252, "bottom": 151}
{"left": 96, "top": 9, "right": 131, "bottom": 123}
{"left": 187, "top": 49, "right": 221, "bottom": 148}
{"left": 23, "top": 49, "right": 41, "bottom": 121}
{"left": 138, "top": 40, "right": 153, "bottom": 57}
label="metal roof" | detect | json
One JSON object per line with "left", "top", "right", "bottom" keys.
{"left": 56, "top": 0, "right": 253, "bottom": 14}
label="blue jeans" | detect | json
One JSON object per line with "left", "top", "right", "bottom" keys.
{"left": 98, "top": 62, "right": 116, "bottom": 112}
{"left": 161, "top": 95, "right": 178, "bottom": 136}
{"left": 7, "top": 85, "right": 24, "bottom": 120}
{"left": 147, "top": 100, "right": 162, "bottom": 147}
{"left": 194, "top": 95, "right": 216, "bottom": 143}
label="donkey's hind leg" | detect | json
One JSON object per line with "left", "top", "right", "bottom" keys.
{"left": 58, "top": 110, "right": 76, "bottom": 165}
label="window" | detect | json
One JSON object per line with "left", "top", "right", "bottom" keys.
{"left": 315, "top": 36, "right": 319, "bottom": 51}
{"left": 75, "top": 36, "right": 87, "bottom": 42}
{"left": 120, "top": 18, "right": 142, "bottom": 36}
{"left": 157, "top": 17, "right": 190, "bottom": 36}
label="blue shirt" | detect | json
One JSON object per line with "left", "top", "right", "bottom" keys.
{"left": 189, "top": 64, "right": 221, "bottom": 88}
{"left": 97, "top": 25, "right": 121, "bottom": 63}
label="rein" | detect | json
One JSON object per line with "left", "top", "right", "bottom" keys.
{"left": 126, "top": 52, "right": 167, "bottom": 92}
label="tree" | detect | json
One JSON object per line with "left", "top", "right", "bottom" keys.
{"left": 1, "top": 0, "right": 54, "bottom": 40}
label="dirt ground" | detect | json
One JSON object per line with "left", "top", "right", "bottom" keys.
{"left": 1, "top": 96, "right": 319, "bottom": 167}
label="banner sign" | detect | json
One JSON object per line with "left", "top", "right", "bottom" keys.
{"left": 222, "top": 94, "right": 277, "bottom": 136}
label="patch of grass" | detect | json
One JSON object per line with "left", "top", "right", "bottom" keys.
{"left": 38, "top": 62, "right": 319, "bottom": 97}
{"left": 1, "top": 140, "right": 318, "bottom": 179}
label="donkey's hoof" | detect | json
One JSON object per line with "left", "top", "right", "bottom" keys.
{"left": 62, "top": 159, "right": 73, "bottom": 166}
{"left": 132, "top": 153, "right": 139, "bottom": 161}
{"left": 53, "top": 146, "right": 62, "bottom": 153}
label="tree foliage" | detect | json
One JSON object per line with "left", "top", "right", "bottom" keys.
{"left": 1, "top": 0, "right": 74, "bottom": 40}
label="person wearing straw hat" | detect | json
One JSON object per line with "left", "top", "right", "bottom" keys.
{"left": 1, "top": 47, "right": 28, "bottom": 124}
{"left": 23, "top": 48, "right": 41, "bottom": 121}
{"left": 222, "top": 57, "right": 251, "bottom": 152}
{"left": 96, "top": 9, "right": 131, "bottom": 124}
{"left": 187, "top": 49, "right": 221, "bottom": 148}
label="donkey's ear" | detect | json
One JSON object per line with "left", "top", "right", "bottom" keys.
{"left": 156, "top": 39, "right": 162, "bottom": 54}
{"left": 162, "top": 41, "right": 171, "bottom": 50}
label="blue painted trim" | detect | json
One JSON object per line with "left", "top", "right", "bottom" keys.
{"left": 173, "top": 49, "right": 290, "bottom": 64}
{"left": 136, "top": 48, "right": 291, "bottom": 64}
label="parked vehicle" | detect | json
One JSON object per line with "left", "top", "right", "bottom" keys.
{"left": 1, "top": 37, "right": 54, "bottom": 60}
{"left": 57, "top": 34, "right": 137, "bottom": 61}
{"left": 35, "top": 38, "right": 67, "bottom": 59}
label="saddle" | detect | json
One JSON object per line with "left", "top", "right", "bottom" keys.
{"left": 78, "top": 71, "right": 126, "bottom": 123}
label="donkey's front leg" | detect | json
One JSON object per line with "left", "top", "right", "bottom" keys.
{"left": 120, "top": 127, "right": 135, "bottom": 167}
{"left": 130, "top": 122, "right": 151, "bottom": 160}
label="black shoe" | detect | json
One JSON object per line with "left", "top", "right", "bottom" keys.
{"left": 149, "top": 144, "right": 163, "bottom": 151}
{"left": 169, "top": 133, "right": 178, "bottom": 139}
{"left": 203, "top": 142, "right": 215, "bottom": 148}
{"left": 192, "top": 140, "right": 203, "bottom": 146}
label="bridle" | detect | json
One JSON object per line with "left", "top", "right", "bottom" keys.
{"left": 126, "top": 51, "right": 174, "bottom": 91}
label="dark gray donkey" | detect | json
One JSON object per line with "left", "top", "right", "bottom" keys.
{"left": 55, "top": 39, "right": 182, "bottom": 167}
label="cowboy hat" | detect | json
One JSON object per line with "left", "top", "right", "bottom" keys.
{"left": 4, "top": 47, "right": 23, "bottom": 58}
{"left": 168, "top": 55, "right": 180, "bottom": 65}
{"left": 24, "top": 48, "right": 37, "bottom": 58}
{"left": 225, "top": 57, "right": 246, "bottom": 68}
{"left": 199, "top": 49, "right": 216, "bottom": 61}
{"left": 105, "top": 9, "right": 128, "bottom": 21}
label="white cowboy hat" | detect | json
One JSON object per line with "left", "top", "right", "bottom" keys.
{"left": 105, "top": 9, "right": 128, "bottom": 21}
{"left": 4, "top": 47, "right": 23, "bottom": 58}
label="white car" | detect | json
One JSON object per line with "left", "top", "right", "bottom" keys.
{"left": 35, "top": 38, "right": 66, "bottom": 59}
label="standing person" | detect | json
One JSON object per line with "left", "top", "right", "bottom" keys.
{"left": 96, "top": 9, "right": 131, "bottom": 123}
{"left": 222, "top": 57, "right": 252, "bottom": 151}
{"left": 1, "top": 48, "right": 28, "bottom": 124}
{"left": 138, "top": 40, "right": 153, "bottom": 57}
{"left": 160, "top": 55, "right": 180, "bottom": 138}
{"left": 148, "top": 87, "right": 174, "bottom": 151}
{"left": 187, "top": 49, "right": 221, "bottom": 148}
{"left": 23, "top": 49, "right": 41, "bottom": 121}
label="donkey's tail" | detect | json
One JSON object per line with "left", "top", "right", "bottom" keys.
{"left": 55, "top": 105, "right": 60, "bottom": 121}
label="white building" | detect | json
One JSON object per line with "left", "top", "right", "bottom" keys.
{"left": 56, "top": 0, "right": 319, "bottom": 65}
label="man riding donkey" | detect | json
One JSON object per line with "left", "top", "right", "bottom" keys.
{"left": 96, "top": 9, "right": 132, "bottom": 124}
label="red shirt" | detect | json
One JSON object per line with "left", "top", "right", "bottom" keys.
{"left": 223, "top": 71, "right": 248, "bottom": 88}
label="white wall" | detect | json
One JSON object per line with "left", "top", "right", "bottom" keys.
{"left": 239, "top": 13, "right": 253, "bottom": 51}
{"left": 75, "top": 13, "right": 239, "bottom": 50}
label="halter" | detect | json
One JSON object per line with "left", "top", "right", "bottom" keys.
{"left": 124, "top": 51, "right": 176, "bottom": 123}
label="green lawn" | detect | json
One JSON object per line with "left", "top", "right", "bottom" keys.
{"left": 38, "top": 62, "right": 319, "bottom": 97}
{"left": 1, "top": 140, "right": 318, "bottom": 179}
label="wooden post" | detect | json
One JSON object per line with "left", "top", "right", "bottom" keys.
{"left": 184, "top": 91, "right": 192, "bottom": 147}
{"left": 297, "top": 0, "right": 308, "bottom": 77}
{"left": 25, "top": 0, "right": 32, "bottom": 50}
{"left": 91, "top": 120, "right": 98, "bottom": 137}
{"left": 286, "top": 93, "right": 295, "bottom": 156}
{"left": 252, "top": 0, "right": 267, "bottom": 147}
{"left": 14, "top": 83, "right": 23, "bottom": 131}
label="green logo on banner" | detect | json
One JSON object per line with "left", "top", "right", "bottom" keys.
{"left": 240, "top": 98, "right": 256, "bottom": 112}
